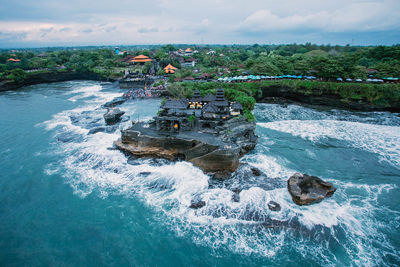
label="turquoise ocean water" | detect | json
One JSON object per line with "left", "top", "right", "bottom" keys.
{"left": 0, "top": 81, "right": 399, "bottom": 266}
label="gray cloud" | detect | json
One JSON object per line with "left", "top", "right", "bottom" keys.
{"left": 138, "top": 27, "right": 158, "bottom": 33}
{"left": 105, "top": 26, "right": 117, "bottom": 32}
{"left": 81, "top": 29, "right": 93, "bottom": 33}
{"left": 0, "top": 0, "right": 399, "bottom": 47}
{"left": 59, "top": 27, "right": 71, "bottom": 32}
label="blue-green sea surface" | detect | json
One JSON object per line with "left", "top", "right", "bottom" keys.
{"left": 0, "top": 81, "right": 399, "bottom": 266}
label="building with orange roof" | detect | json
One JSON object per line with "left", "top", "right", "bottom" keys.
{"left": 184, "top": 48, "right": 193, "bottom": 56}
{"left": 164, "top": 64, "right": 178, "bottom": 74}
{"left": 130, "top": 55, "right": 153, "bottom": 64}
{"left": 7, "top": 58, "right": 21, "bottom": 62}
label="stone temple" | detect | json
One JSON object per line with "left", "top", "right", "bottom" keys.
{"left": 156, "top": 88, "right": 244, "bottom": 133}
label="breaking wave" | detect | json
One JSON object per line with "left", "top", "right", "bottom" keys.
{"left": 258, "top": 120, "right": 400, "bottom": 169}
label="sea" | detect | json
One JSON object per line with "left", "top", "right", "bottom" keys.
{"left": 0, "top": 81, "right": 399, "bottom": 266}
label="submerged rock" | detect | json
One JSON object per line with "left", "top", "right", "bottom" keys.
{"left": 88, "top": 126, "right": 117, "bottom": 135}
{"left": 104, "top": 108, "right": 125, "bottom": 125}
{"left": 287, "top": 173, "right": 336, "bottom": 206}
{"left": 212, "top": 171, "right": 232, "bottom": 180}
{"left": 57, "top": 132, "right": 84, "bottom": 143}
{"left": 251, "top": 167, "right": 263, "bottom": 176}
{"left": 189, "top": 199, "right": 206, "bottom": 209}
{"left": 267, "top": 201, "right": 281, "bottom": 211}
{"left": 232, "top": 188, "right": 241, "bottom": 202}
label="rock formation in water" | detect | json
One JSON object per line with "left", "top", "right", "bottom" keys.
{"left": 104, "top": 108, "right": 125, "bottom": 125}
{"left": 287, "top": 173, "right": 336, "bottom": 205}
{"left": 115, "top": 89, "right": 258, "bottom": 174}
{"left": 115, "top": 116, "right": 257, "bottom": 173}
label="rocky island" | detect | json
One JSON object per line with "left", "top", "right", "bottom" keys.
{"left": 115, "top": 88, "right": 258, "bottom": 173}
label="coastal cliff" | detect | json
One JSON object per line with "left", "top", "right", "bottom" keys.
{"left": 256, "top": 84, "right": 400, "bottom": 112}
{"left": 0, "top": 71, "right": 112, "bottom": 92}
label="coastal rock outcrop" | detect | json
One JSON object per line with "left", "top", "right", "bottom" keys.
{"left": 114, "top": 116, "right": 257, "bottom": 173}
{"left": 287, "top": 173, "right": 336, "bottom": 205}
{"left": 104, "top": 108, "right": 125, "bottom": 125}
{"left": 115, "top": 88, "right": 258, "bottom": 174}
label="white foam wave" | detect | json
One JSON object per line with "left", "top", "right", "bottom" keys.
{"left": 258, "top": 120, "right": 400, "bottom": 168}
{"left": 242, "top": 154, "right": 295, "bottom": 179}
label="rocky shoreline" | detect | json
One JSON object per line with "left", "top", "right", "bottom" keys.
{"left": 115, "top": 116, "right": 258, "bottom": 173}
{"left": 2, "top": 77, "right": 398, "bottom": 112}
{"left": 256, "top": 85, "right": 400, "bottom": 112}
{"left": 0, "top": 71, "right": 113, "bottom": 92}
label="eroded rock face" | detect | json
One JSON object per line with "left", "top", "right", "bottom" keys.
{"left": 104, "top": 108, "right": 125, "bottom": 125}
{"left": 287, "top": 173, "right": 336, "bottom": 206}
{"left": 115, "top": 117, "right": 258, "bottom": 174}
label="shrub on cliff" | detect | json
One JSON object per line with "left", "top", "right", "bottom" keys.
{"left": 6, "top": 68, "right": 26, "bottom": 83}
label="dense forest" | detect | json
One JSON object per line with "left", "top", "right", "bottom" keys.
{"left": 1, "top": 44, "right": 399, "bottom": 115}
{"left": 1, "top": 44, "right": 400, "bottom": 83}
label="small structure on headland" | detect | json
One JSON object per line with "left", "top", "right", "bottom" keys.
{"left": 115, "top": 88, "right": 257, "bottom": 174}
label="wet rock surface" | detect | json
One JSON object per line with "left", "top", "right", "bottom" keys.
{"left": 88, "top": 126, "right": 118, "bottom": 135}
{"left": 287, "top": 173, "right": 336, "bottom": 205}
{"left": 267, "top": 201, "right": 281, "bottom": 211}
{"left": 189, "top": 199, "right": 206, "bottom": 209}
{"left": 104, "top": 108, "right": 125, "bottom": 125}
{"left": 115, "top": 117, "right": 258, "bottom": 173}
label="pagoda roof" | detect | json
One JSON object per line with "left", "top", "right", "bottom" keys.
{"left": 185, "top": 48, "right": 192, "bottom": 52}
{"left": 203, "top": 93, "right": 216, "bottom": 102}
{"left": 202, "top": 103, "right": 218, "bottom": 113}
{"left": 231, "top": 102, "right": 243, "bottom": 110}
{"left": 164, "top": 64, "right": 177, "bottom": 74}
{"left": 131, "top": 55, "right": 152, "bottom": 63}
{"left": 190, "top": 90, "right": 203, "bottom": 102}
{"left": 215, "top": 88, "right": 226, "bottom": 101}
{"left": 164, "top": 64, "right": 177, "bottom": 70}
{"left": 213, "top": 100, "right": 229, "bottom": 107}
{"left": 161, "top": 99, "right": 188, "bottom": 110}
{"left": 193, "top": 89, "right": 201, "bottom": 98}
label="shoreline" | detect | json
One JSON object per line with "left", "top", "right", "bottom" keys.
{"left": 1, "top": 76, "right": 399, "bottom": 113}
{"left": 0, "top": 71, "right": 115, "bottom": 92}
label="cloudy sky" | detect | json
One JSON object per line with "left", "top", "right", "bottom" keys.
{"left": 0, "top": 0, "right": 399, "bottom": 48}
